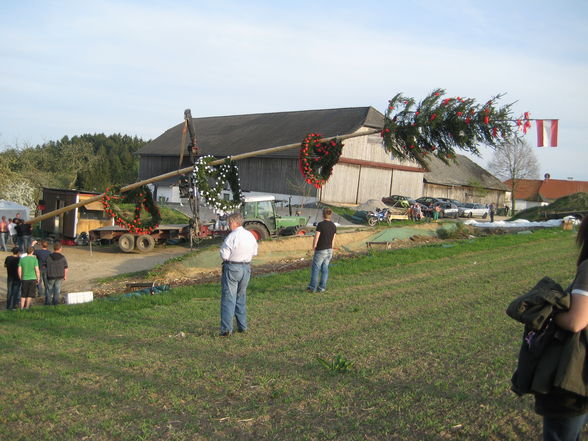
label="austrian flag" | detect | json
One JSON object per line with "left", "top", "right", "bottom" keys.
{"left": 536, "top": 119, "right": 559, "bottom": 147}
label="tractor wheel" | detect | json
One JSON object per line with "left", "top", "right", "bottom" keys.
{"left": 244, "top": 223, "right": 269, "bottom": 241}
{"left": 367, "top": 217, "right": 378, "bottom": 227}
{"left": 118, "top": 233, "right": 135, "bottom": 253}
{"left": 281, "top": 225, "right": 309, "bottom": 236}
{"left": 135, "top": 234, "right": 156, "bottom": 253}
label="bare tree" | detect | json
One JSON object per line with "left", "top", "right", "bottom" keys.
{"left": 487, "top": 138, "right": 540, "bottom": 212}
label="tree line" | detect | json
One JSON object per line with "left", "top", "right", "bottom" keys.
{"left": 0, "top": 133, "right": 147, "bottom": 208}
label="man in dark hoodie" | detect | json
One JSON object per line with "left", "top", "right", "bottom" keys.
{"left": 45, "top": 242, "right": 68, "bottom": 305}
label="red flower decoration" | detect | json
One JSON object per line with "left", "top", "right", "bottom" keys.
{"left": 298, "top": 133, "right": 344, "bottom": 189}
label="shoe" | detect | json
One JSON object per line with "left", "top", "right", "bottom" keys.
{"left": 219, "top": 331, "right": 231, "bottom": 337}
{"left": 237, "top": 329, "right": 247, "bottom": 333}
{"left": 317, "top": 288, "right": 325, "bottom": 292}
{"left": 306, "top": 288, "right": 315, "bottom": 293}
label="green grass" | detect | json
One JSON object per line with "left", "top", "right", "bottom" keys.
{"left": 0, "top": 228, "right": 583, "bottom": 440}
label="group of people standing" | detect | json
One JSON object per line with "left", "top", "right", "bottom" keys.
{"left": 0, "top": 214, "right": 33, "bottom": 252}
{"left": 4, "top": 238, "right": 69, "bottom": 310}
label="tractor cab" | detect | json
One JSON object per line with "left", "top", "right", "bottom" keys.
{"left": 241, "top": 195, "right": 309, "bottom": 240}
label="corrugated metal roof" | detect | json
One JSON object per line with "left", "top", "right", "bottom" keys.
{"left": 137, "top": 107, "right": 385, "bottom": 159}
{"left": 424, "top": 155, "right": 507, "bottom": 190}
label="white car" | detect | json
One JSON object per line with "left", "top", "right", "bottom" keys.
{"left": 459, "top": 203, "right": 489, "bottom": 219}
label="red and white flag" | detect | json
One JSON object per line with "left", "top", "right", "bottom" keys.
{"left": 536, "top": 119, "right": 558, "bottom": 147}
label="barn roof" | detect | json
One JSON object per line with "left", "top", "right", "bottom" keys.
{"left": 424, "top": 155, "right": 508, "bottom": 191}
{"left": 137, "top": 107, "right": 385, "bottom": 159}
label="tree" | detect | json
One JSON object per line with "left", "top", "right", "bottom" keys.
{"left": 487, "top": 138, "right": 540, "bottom": 212}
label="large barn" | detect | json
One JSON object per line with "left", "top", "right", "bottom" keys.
{"left": 137, "top": 107, "right": 506, "bottom": 206}
{"left": 137, "top": 107, "right": 425, "bottom": 205}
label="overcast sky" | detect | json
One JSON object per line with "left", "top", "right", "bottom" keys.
{"left": 1, "top": 0, "right": 587, "bottom": 180}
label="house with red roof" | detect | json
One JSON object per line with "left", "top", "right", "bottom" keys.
{"left": 504, "top": 175, "right": 588, "bottom": 211}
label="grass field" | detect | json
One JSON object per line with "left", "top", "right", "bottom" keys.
{"left": 0, "top": 228, "right": 584, "bottom": 440}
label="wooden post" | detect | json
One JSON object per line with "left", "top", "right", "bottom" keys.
{"left": 26, "top": 128, "right": 380, "bottom": 225}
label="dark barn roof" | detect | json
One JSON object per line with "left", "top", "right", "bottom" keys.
{"left": 137, "top": 107, "right": 385, "bottom": 159}
{"left": 424, "top": 155, "right": 507, "bottom": 191}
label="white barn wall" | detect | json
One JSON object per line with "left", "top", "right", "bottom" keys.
{"left": 321, "top": 163, "right": 361, "bottom": 204}
{"left": 357, "top": 167, "right": 392, "bottom": 203}
{"left": 320, "top": 129, "right": 424, "bottom": 204}
{"left": 390, "top": 169, "right": 423, "bottom": 198}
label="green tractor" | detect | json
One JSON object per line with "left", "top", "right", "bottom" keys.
{"left": 241, "top": 195, "right": 310, "bottom": 240}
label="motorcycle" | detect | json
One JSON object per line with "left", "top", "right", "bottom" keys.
{"left": 367, "top": 208, "right": 392, "bottom": 226}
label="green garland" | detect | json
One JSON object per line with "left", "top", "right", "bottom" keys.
{"left": 101, "top": 185, "right": 161, "bottom": 234}
{"left": 298, "top": 133, "right": 344, "bottom": 189}
{"left": 381, "top": 88, "right": 518, "bottom": 167}
{"left": 193, "top": 156, "right": 243, "bottom": 213}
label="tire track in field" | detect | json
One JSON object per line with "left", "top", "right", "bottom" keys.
{"left": 332, "top": 241, "right": 574, "bottom": 298}
{"left": 248, "top": 239, "right": 575, "bottom": 352}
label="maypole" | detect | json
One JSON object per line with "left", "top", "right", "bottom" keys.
{"left": 28, "top": 88, "right": 544, "bottom": 226}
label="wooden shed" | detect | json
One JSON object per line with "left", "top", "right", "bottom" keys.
{"left": 40, "top": 188, "right": 113, "bottom": 239}
{"left": 136, "top": 107, "right": 426, "bottom": 205}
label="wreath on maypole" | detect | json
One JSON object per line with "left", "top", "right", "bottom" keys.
{"left": 298, "top": 133, "right": 344, "bottom": 188}
{"left": 192, "top": 155, "right": 243, "bottom": 213}
{"left": 101, "top": 185, "right": 162, "bottom": 234}
{"left": 381, "top": 88, "right": 519, "bottom": 167}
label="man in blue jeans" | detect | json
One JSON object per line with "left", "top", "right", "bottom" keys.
{"left": 219, "top": 212, "right": 258, "bottom": 336}
{"left": 307, "top": 208, "right": 337, "bottom": 293}
{"left": 45, "top": 242, "right": 68, "bottom": 305}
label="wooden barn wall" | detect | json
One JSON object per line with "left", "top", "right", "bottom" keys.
{"left": 343, "top": 130, "right": 419, "bottom": 167}
{"left": 390, "top": 170, "right": 424, "bottom": 198}
{"left": 320, "top": 163, "right": 362, "bottom": 203}
{"left": 356, "top": 167, "right": 392, "bottom": 203}
{"left": 423, "top": 183, "right": 506, "bottom": 206}
{"left": 139, "top": 156, "right": 192, "bottom": 181}
{"left": 237, "top": 158, "right": 314, "bottom": 196}
{"left": 321, "top": 130, "right": 424, "bottom": 204}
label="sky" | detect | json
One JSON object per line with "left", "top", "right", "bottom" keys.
{"left": 1, "top": 0, "right": 587, "bottom": 180}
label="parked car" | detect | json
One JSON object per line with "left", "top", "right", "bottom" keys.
{"left": 415, "top": 197, "right": 445, "bottom": 208}
{"left": 414, "top": 197, "right": 458, "bottom": 219}
{"left": 438, "top": 197, "right": 462, "bottom": 206}
{"left": 381, "top": 194, "right": 414, "bottom": 207}
{"left": 459, "top": 203, "right": 489, "bottom": 218}
{"left": 437, "top": 202, "right": 459, "bottom": 218}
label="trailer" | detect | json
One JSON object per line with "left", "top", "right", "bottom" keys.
{"left": 89, "top": 223, "right": 229, "bottom": 253}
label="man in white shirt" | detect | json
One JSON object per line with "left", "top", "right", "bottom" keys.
{"left": 219, "top": 212, "right": 258, "bottom": 336}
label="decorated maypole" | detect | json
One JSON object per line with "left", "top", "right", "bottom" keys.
{"left": 27, "top": 88, "right": 546, "bottom": 228}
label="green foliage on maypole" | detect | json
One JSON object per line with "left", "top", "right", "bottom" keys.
{"left": 380, "top": 88, "right": 518, "bottom": 167}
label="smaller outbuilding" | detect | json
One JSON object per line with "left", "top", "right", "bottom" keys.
{"left": 40, "top": 188, "right": 113, "bottom": 239}
{"left": 0, "top": 200, "right": 30, "bottom": 220}
{"left": 423, "top": 154, "right": 508, "bottom": 207}
{"left": 504, "top": 175, "right": 588, "bottom": 211}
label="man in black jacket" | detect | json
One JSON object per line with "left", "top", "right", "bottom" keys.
{"left": 45, "top": 242, "right": 68, "bottom": 305}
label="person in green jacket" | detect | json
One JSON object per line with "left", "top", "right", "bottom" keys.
{"left": 537, "top": 215, "right": 588, "bottom": 441}
{"left": 18, "top": 246, "right": 40, "bottom": 310}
